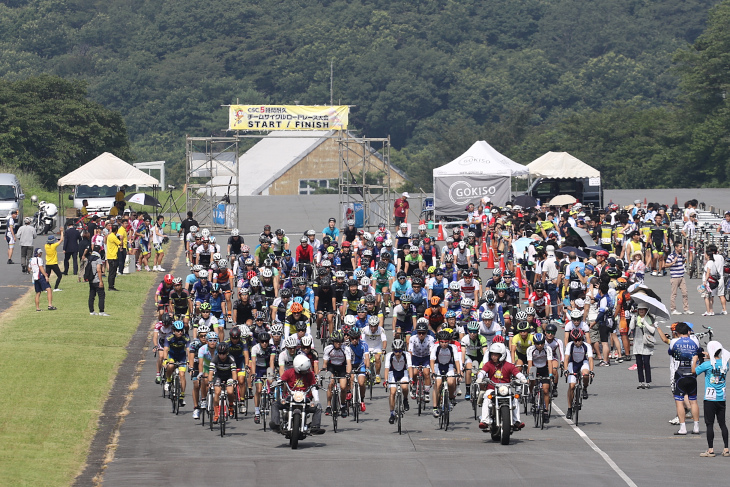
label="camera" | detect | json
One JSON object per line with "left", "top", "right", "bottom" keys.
{"left": 167, "top": 185, "right": 176, "bottom": 190}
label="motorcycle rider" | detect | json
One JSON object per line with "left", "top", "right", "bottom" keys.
{"left": 476, "top": 342, "right": 527, "bottom": 431}
{"left": 269, "top": 355, "right": 325, "bottom": 435}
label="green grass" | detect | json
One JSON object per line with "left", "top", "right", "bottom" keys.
{"left": 0, "top": 266, "right": 160, "bottom": 487}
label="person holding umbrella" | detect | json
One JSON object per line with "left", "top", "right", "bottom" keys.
{"left": 629, "top": 302, "right": 656, "bottom": 389}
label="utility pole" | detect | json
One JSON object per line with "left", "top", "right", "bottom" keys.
{"left": 330, "top": 59, "right": 334, "bottom": 106}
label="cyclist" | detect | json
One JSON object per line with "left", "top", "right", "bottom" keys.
{"left": 424, "top": 296, "right": 445, "bottom": 332}
{"left": 476, "top": 342, "right": 527, "bottom": 431}
{"left": 564, "top": 329, "right": 595, "bottom": 420}
{"left": 410, "top": 277, "right": 428, "bottom": 316}
{"left": 278, "top": 336, "right": 300, "bottom": 377}
{"left": 270, "top": 287, "right": 292, "bottom": 323}
{"left": 565, "top": 308, "right": 591, "bottom": 346}
{"left": 208, "top": 342, "right": 238, "bottom": 423}
{"left": 162, "top": 320, "right": 189, "bottom": 407}
{"left": 188, "top": 324, "right": 208, "bottom": 420}
{"left": 226, "top": 228, "right": 244, "bottom": 271}
{"left": 341, "top": 278, "right": 365, "bottom": 316}
{"left": 430, "top": 329, "right": 462, "bottom": 417}
{"left": 226, "top": 327, "right": 249, "bottom": 413}
{"left": 427, "top": 268, "right": 449, "bottom": 301}
{"left": 314, "top": 277, "right": 336, "bottom": 338}
{"left": 156, "top": 274, "right": 174, "bottom": 318}
{"left": 153, "top": 313, "right": 174, "bottom": 384}
{"left": 409, "top": 321, "right": 434, "bottom": 398}
{"left": 323, "top": 330, "right": 353, "bottom": 418}
{"left": 232, "top": 288, "right": 256, "bottom": 326}
{"left": 527, "top": 332, "right": 554, "bottom": 423}
{"left": 478, "top": 310, "right": 503, "bottom": 344}
{"left": 443, "top": 281, "right": 462, "bottom": 313}
{"left": 195, "top": 302, "right": 218, "bottom": 341}
{"left": 383, "top": 338, "right": 413, "bottom": 423}
{"left": 300, "top": 335, "right": 320, "bottom": 376}
{"left": 372, "top": 261, "right": 394, "bottom": 315}
{"left": 457, "top": 268, "right": 481, "bottom": 302}
{"left": 390, "top": 271, "right": 412, "bottom": 307}
{"left": 197, "top": 331, "right": 218, "bottom": 415}
{"left": 393, "top": 293, "right": 417, "bottom": 340}
{"left": 250, "top": 331, "right": 275, "bottom": 424}
{"left": 168, "top": 277, "right": 191, "bottom": 328}
{"left": 191, "top": 269, "right": 212, "bottom": 314}
{"left": 544, "top": 322, "right": 565, "bottom": 397}
{"left": 214, "top": 259, "right": 235, "bottom": 321}
{"left": 528, "top": 281, "right": 551, "bottom": 321}
{"left": 510, "top": 320, "right": 534, "bottom": 366}
{"left": 362, "top": 316, "right": 387, "bottom": 383}
{"left": 295, "top": 236, "right": 314, "bottom": 279}
{"left": 461, "top": 321, "right": 488, "bottom": 400}
{"left": 284, "top": 302, "right": 310, "bottom": 338}
{"left": 348, "top": 327, "right": 370, "bottom": 412}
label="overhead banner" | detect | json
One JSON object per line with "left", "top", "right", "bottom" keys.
{"left": 229, "top": 105, "right": 349, "bottom": 131}
{"left": 433, "top": 174, "right": 511, "bottom": 215}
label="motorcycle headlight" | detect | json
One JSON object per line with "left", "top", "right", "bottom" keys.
{"left": 292, "top": 390, "right": 306, "bottom": 403}
{"left": 498, "top": 385, "right": 509, "bottom": 396}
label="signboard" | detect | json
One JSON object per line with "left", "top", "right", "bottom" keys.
{"left": 588, "top": 177, "right": 601, "bottom": 187}
{"left": 229, "top": 105, "right": 349, "bottom": 131}
{"left": 433, "top": 174, "right": 511, "bottom": 215}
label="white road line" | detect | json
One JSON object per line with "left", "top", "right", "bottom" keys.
{"left": 553, "top": 404, "right": 638, "bottom": 487}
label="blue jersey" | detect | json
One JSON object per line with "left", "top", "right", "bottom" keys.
{"left": 411, "top": 287, "right": 428, "bottom": 305}
{"left": 668, "top": 337, "right": 701, "bottom": 369}
{"left": 192, "top": 280, "right": 212, "bottom": 302}
{"left": 429, "top": 278, "right": 448, "bottom": 298}
{"left": 164, "top": 334, "right": 190, "bottom": 361}
{"left": 391, "top": 280, "right": 412, "bottom": 300}
{"left": 695, "top": 359, "right": 728, "bottom": 402}
{"left": 186, "top": 273, "right": 197, "bottom": 288}
{"left": 355, "top": 315, "right": 372, "bottom": 329}
{"left": 349, "top": 340, "right": 369, "bottom": 368}
{"left": 209, "top": 294, "right": 223, "bottom": 313}
{"left": 322, "top": 226, "right": 340, "bottom": 240}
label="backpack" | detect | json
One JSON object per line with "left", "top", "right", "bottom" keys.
{"left": 84, "top": 256, "right": 98, "bottom": 283}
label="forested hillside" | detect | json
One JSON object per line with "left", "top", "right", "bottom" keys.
{"left": 0, "top": 0, "right": 727, "bottom": 189}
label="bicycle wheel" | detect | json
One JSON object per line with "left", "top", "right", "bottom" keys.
{"left": 233, "top": 385, "right": 239, "bottom": 421}
{"left": 209, "top": 395, "right": 215, "bottom": 431}
{"left": 417, "top": 377, "right": 423, "bottom": 417}
{"left": 368, "top": 369, "right": 374, "bottom": 401}
{"left": 442, "top": 387, "right": 450, "bottom": 431}
{"left": 262, "top": 392, "right": 269, "bottom": 431}
{"left": 332, "top": 390, "right": 340, "bottom": 433}
{"left": 573, "top": 384, "right": 581, "bottom": 426}
{"left": 353, "top": 383, "right": 360, "bottom": 423}
{"left": 220, "top": 399, "right": 227, "bottom": 437}
{"left": 171, "top": 376, "right": 179, "bottom": 414}
{"left": 174, "top": 377, "right": 182, "bottom": 415}
{"left": 396, "top": 391, "right": 403, "bottom": 435}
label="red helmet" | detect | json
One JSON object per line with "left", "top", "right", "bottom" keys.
{"left": 247, "top": 270, "right": 257, "bottom": 280}
{"left": 163, "top": 274, "right": 174, "bottom": 285}
{"left": 342, "top": 241, "right": 351, "bottom": 248}
{"left": 492, "top": 335, "right": 505, "bottom": 344}
{"left": 570, "top": 329, "right": 585, "bottom": 341}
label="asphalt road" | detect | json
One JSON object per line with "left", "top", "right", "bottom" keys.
{"left": 97, "top": 262, "right": 730, "bottom": 487}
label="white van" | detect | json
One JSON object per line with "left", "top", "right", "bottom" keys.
{"left": 0, "top": 173, "right": 25, "bottom": 229}
{"left": 69, "top": 185, "right": 118, "bottom": 216}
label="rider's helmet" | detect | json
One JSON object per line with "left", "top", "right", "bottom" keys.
{"left": 392, "top": 339, "right": 406, "bottom": 351}
{"left": 367, "top": 316, "right": 379, "bottom": 327}
{"left": 436, "top": 330, "right": 451, "bottom": 341}
{"left": 570, "top": 309, "right": 583, "bottom": 320}
{"left": 481, "top": 310, "right": 494, "bottom": 321}
{"left": 430, "top": 296, "right": 441, "bottom": 306}
{"left": 198, "top": 270, "right": 209, "bottom": 279}
{"left": 207, "top": 331, "right": 219, "bottom": 342}
{"left": 533, "top": 332, "right": 545, "bottom": 344}
{"left": 200, "top": 302, "right": 212, "bottom": 312}
{"left": 466, "top": 321, "right": 480, "bottom": 333}
{"left": 525, "top": 307, "right": 536, "bottom": 316}
{"left": 217, "top": 343, "right": 229, "bottom": 354}
{"left": 331, "top": 330, "right": 345, "bottom": 343}
{"left": 270, "top": 324, "right": 284, "bottom": 336}
{"left": 515, "top": 311, "right": 528, "bottom": 321}
{"left": 515, "top": 320, "right": 530, "bottom": 332}
{"left": 197, "top": 324, "right": 210, "bottom": 334}
{"left": 544, "top": 323, "right": 558, "bottom": 335}
{"left": 163, "top": 274, "right": 174, "bottom": 285}
{"left": 488, "top": 342, "right": 508, "bottom": 362}
{"left": 293, "top": 355, "right": 311, "bottom": 374}
{"left": 283, "top": 336, "right": 298, "bottom": 349}
{"left": 570, "top": 329, "right": 585, "bottom": 341}
{"left": 173, "top": 320, "right": 184, "bottom": 330}
{"left": 415, "top": 321, "right": 429, "bottom": 333}
{"left": 301, "top": 335, "right": 313, "bottom": 347}
{"left": 257, "top": 332, "right": 271, "bottom": 343}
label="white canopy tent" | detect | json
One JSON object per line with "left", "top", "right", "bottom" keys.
{"left": 433, "top": 141, "right": 528, "bottom": 215}
{"left": 58, "top": 152, "right": 159, "bottom": 187}
{"left": 526, "top": 152, "right": 600, "bottom": 179}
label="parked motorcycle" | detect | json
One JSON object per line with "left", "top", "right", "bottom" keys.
{"left": 30, "top": 195, "right": 57, "bottom": 235}
{"left": 485, "top": 379, "right": 522, "bottom": 445}
{"left": 276, "top": 383, "right": 316, "bottom": 449}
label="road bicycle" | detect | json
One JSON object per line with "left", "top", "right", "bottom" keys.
{"left": 531, "top": 375, "right": 552, "bottom": 430}
{"left": 434, "top": 373, "right": 461, "bottom": 431}
{"left": 168, "top": 361, "right": 184, "bottom": 415}
{"left": 387, "top": 381, "right": 406, "bottom": 434}
{"left": 413, "top": 366, "right": 427, "bottom": 416}
{"left": 330, "top": 375, "right": 349, "bottom": 433}
{"left": 565, "top": 371, "right": 593, "bottom": 426}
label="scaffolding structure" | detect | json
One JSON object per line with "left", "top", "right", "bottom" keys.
{"left": 185, "top": 136, "right": 240, "bottom": 230}
{"left": 338, "top": 134, "right": 392, "bottom": 231}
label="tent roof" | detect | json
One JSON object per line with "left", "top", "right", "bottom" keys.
{"left": 526, "top": 151, "right": 600, "bottom": 179}
{"left": 433, "top": 141, "right": 528, "bottom": 177}
{"left": 58, "top": 152, "right": 159, "bottom": 187}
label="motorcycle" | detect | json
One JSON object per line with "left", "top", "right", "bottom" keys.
{"left": 485, "top": 379, "right": 522, "bottom": 445}
{"left": 30, "top": 196, "right": 57, "bottom": 235}
{"left": 276, "top": 383, "right": 316, "bottom": 449}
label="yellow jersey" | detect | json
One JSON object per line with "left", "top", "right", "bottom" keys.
{"left": 511, "top": 334, "right": 534, "bottom": 355}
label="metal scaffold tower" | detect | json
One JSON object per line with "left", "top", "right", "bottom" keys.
{"left": 185, "top": 136, "right": 240, "bottom": 230}
{"left": 338, "top": 133, "right": 392, "bottom": 231}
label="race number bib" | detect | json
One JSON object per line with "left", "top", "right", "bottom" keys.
{"left": 569, "top": 281, "right": 580, "bottom": 289}
{"left": 706, "top": 387, "right": 717, "bottom": 400}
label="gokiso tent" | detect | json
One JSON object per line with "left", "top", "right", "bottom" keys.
{"left": 433, "top": 141, "right": 527, "bottom": 216}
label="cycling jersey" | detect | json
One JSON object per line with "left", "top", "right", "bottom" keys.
{"left": 430, "top": 344, "right": 461, "bottom": 371}
{"left": 226, "top": 338, "right": 248, "bottom": 368}
{"left": 227, "top": 236, "right": 243, "bottom": 254}
{"left": 373, "top": 270, "right": 393, "bottom": 292}
{"left": 409, "top": 334, "right": 435, "bottom": 358}
{"left": 192, "top": 280, "right": 212, "bottom": 303}
{"left": 349, "top": 340, "right": 369, "bottom": 369}
{"left": 458, "top": 278, "right": 478, "bottom": 299}
{"left": 390, "top": 280, "right": 412, "bottom": 300}
{"left": 565, "top": 341, "right": 592, "bottom": 364}
{"left": 424, "top": 307, "right": 445, "bottom": 331}
{"left": 461, "top": 334, "right": 488, "bottom": 362}
{"left": 168, "top": 289, "right": 190, "bottom": 316}
{"left": 385, "top": 351, "right": 412, "bottom": 381}
{"left": 278, "top": 348, "right": 300, "bottom": 372}
{"left": 527, "top": 292, "right": 551, "bottom": 317}
{"left": 164, "top": 334, "right": 189, "bottom": 361}
{"left": 250, "top": 343, "right": 273, "bottom": 370}
{"left": 233, "top": 299, "right": 255, "bottom": 324}
{"left": 210, "top": 354, "right": 236, "bottom": 378}
{"left": 323, "top": 344, "right": 352, "bottom": 366}
{"left": 427, "top": 276, "right": 449, "bottom": 298}
{"left": 526, "top": 345, "right": 553, "bottom": 368}
{"left": 342, "top": 289, "right": 365, "bottom": 313}
{"left": 156, "top": 283, "right": 173, "bottom": 304}
{"left": 361, "top": 326, "right": 387, "bottom": 352}
{"left": 511, "top": 334, "right": 534, "bottom": 355}
{"left": 154, "top": 321, "right": 173, "bottom": 346}
{"left": 546, "top": 338, "right": 565, "bottom": 362}
{"left": 198, "top": 345, "right": 216, "bottom": 373}
{"left": 478, "top": 320, "right": 502, "bottom": 344}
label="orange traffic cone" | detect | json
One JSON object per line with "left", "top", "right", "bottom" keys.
{"left": 437, "top": 222, "right": 444, "bottom": 241}
{"left": 674, "top": 196, "right": 678, "bottom": 206}
{"left": 515, "top": 265, "right": 523, "bottom": 290}
{"left": 643, "top": 197, "right": 647, "bottom": 207}
{"left": 480, "top": 237, "right": 489, "bottom": 262}
{"left": 499, "top": 255, "right": 505, "bottom": 273}
{"left": 486, "top": 248, "right": 495, "bottom": 269}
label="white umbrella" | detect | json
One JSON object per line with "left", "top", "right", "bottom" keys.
{"left": 548, "top": 194, "right": 577, "bottom": 206}
{"left": 630, "top": 292, "right": 670, "bottom": 320}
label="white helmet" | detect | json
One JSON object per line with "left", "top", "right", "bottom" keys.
{"left": 270, "top": 324, "right": 284, "bottom": 336}
{"left": 198, "top": 270, "right": 209, "bottom": 279}
{"left": 481, "top": 310, "right": 494, "bottom": 321}
{"left": 418, "top": 224, "right": 427, "bottom": 231}
{"left": 570, "top": 309, "right": 583, "bottom": 320}
{"left": 192, "top": 264, "right": 203, "bottom": 272}
{"left": 449, "top": 281, "right": 460, "bottom": 290}
{"left": 488, "top": 342, "right": 508, "bottom": 362}
{"left": 200, "top": 228, "right": 210, "bottom": 238}
{"left": 190, "top": 225, "right": 199, "bottom": 233}
{"left": 460, "top": 297, "right": 474, "bottom": 308}
{"left": 354, "top": 269, "right": 366, "bottom": 279}
{"left": 231, "top": 228, "right": 239, "bottom": 236}
{"left": 250, "top": 276, "right": 260, "bottom": 286}
{"left": 384, "top": 239, "right": 393, "bottom": 247}
{"left": 458, "top": 241, "right": 466, "bottom": 249}
{"left": 409, "top": 245, "right": 418, "bottom": 252}
{"left": 213, "top": 252, "right": 222, "bottom": 261}
{"left": 238, "top": 325, "right": 252, "bottom": 338}
{"left": 293, "top": 354, "right": 311, "bottom": 374}
{"left": 335, "top": 270, "right": 346, "bottom": 278}
{"left": 344, "top": 315, "right": 357, "bottom": 326}
{"left": 197, "top": 324, "right": 210, "bottom": 334}
{"left": 347, "top": 219, "right": 355, "bottom": 226}
{"left": 301, "top": 335, "right": 313, "bottom": 347}
{"left": 209, "top": 236, "right": 217, "bottom": 244}
{"left": 360, "top": 277, "right": 370, "bottom": 286}
{"left": 367, "top": 316, "right": 379, "bottom": 327}
{"left": 217, "top": 259, "right": 228, "bottom": 268}
{"left": 363, "top": 232, "right": 372, "bottom": 241}
{"left": 284, "top": 336, "right": 298, "bottom": 349}
{"left": 261, "top": 268, "right": 273, "bottom": 278}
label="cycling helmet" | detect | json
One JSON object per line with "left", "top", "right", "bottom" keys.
{"left": 515, "top": 321, "right": 530, "bottom": 332}
{"left": 545, "top": 323, "right": 558, "bottom": 334}
{"left": 400, "top": 293, "right": 413, "bottom": 303}
{"left": 488, "top": 342, "right": 508, "bottom": 362}
{"left": 261, "top": 268, "right": 273, "bottom": 278}
{"left": 230, "top": 228, "right": 239, "bottom": 236}
{"left": 331, "top": 330, "right": 345, "bottom": 343}
{"left": 200, "top": 228, "right": 210, "bottom": 238}
{"left": 229, "top": 327, "right": 241, "bottom": 339}
{"left": 306, "top": 229, "right": 316, "bottom": 237}
{"left": 320, "top": 277, "right": 332, "bottom": 288}
{"left": 460, "top": 297, "right": 474, "bottom": 308}
{"left": 255, "top": 311, "right": 266, "bottom": 320}
{"left": 197, "top": 324, "right": 210, "bottom": 334}
{"left": 263, "top": 258, "right": 273, "bottom": 267}
{"left": 354, "top": 269, "right": 366, "bottom": 279}
{"left": 502, "top": 270, "right": 513, "bottom": 278}
{"left": 335, "top": 270, "right": 346, "bottom": 278}
{"left": 418, "top": 224, "right": 427, "bottom": 231}
{"left": 364, "top": 293, "right": 376, "bottom": 303}
{"left": 515, "top": 311, "right": 528, "bottom": 321}
{"left": 212, "top": 252, "right": 222, "bottom": 262}
{"left": 348, "top": 327, "right": 360, "bottom": 339}
{"left": 282, "top": 249, "right": 291, "bottom": 257}
{"left": 280, "top": 288, "right": 292, "bottom": 298}
{"left": 163, "top": 274, "right": 174, "bottom": 285}
{"left": 492, "top": 335, "right": 505, "bottom": 343}
{"left": 356, "top": 303, "right": 368, "bottom": 313}
{"left": 360, "top": 277, "right": 371, "bottom": 286}
{"left": 190, "top": 225, "right": 199, "bottom": 233}
{"left": 294, "top": 321, "right": 307, "bottom": 332}
{"left": 458, "top": 241, "right": 466, "bottom": 250}
{"left": 363, "top": 232, "right": 372, "bottom": 241}
{"left": 171, "top": 276, "right": 183, "bottom": 286}
{"left": 300, "top": 236, "right": 308, "bottom": 243}
{"left": 533, "top": 281, "right": 545, "bottom": 290}
{"left": 173, "top": 320, "right": 184, "bottom": 330}
{"left": 250, "top": 277, "right": 260, "bottom": 287}
{"left": 430, "top": 296, "right": 441, "bottom": 306}
{"left": 570, "top": 329, "right": 585, "bottom": 341}
{"left": 275, "top": 228, "right": 284, "bottom": 236}
{"left": 495, "top": 282, "right": 508, "bottom": 291}
{"left": 284, "top": 336, "right": 298, "bottom": 349}
{"left": 444, "top": 254, "right": 454, "bottom": 263}
{"left": 409, "top": 245, "right": 418, "bottom": 253}
{"left": 301, "top": 335, "right": 313, "bottom": 347}
{"left": 525, "top": 307, "right": 536, "bottom": 316}
{"left": 290, "top": 302, "right": 304, "bottom": 313}
{"left": 347, "top": 219, "right": 355, "bottom": 226}
{"left": 295, "top": 277, "right": 306, "bottom": 286}
{"left": 161, "top": 313, "right": 173, "bottom": 327}
{"left": 533, "top": 333, "right": 545, "bottom": 344}
{"left": 293, "top": 355, "right": 311, "bottom": 373}
{"left": 415, "top": 322, "right": 428, "bottom": 333}
{"left": 427, "top": 266, "right": 436, "bottom": 274}
{"left": 200, "top": 302, "right": 212, "bottom": 312}
{"left": 384, "top": 239, "right": 393, "bottom": 247}
{"left": 192, "top": 264, "right": 203, "bottom": 272}
{"left": 412, "top": 269, "right": 424, "bottom": 278}
{"left": 416, "top": 317, "right": 429, "bottom": 327}
{"left": 492, "top": 268, "right": 502, "bottom": 276}
{"left": 466, "top": 321, "right": 480, "bottom": 333}
{"left": 207, "top": 331, "right": 219, "bottom": 342}
{"left": 217, "top": 343, "right": 229, "bottom": 354}
{"left": 445, "top": 310, "right": 457, "bottom": 319}
{"left": 412, "top": 277, "right": 424, "bottom": 286}
{"left": 570, "top": 309, "right": 583, "bottom": 320}
{"left": 481, "top": 310, "right": 494, "bottom": 321}
{"left": 198, "top": 270, "right": 209, "bottom": 279}
{"left": 257, "top": 332, "right": 271, "bottom": 342}
{"left": 616, "top": 277, "right": 628, "bottom": 290}
{"left": 485, "top": 291, "right": 496, "bottom": 304}
{"left": 270, "top": 324, "right": 284, "bottom": 336}
{"left": 245, "top": 257, "right": 255, "bottom": 266}
{"left": 606, "top": 266, "right": 620, "bottom": 279}
{"left": 239, "top": 325, "right": 252, "bottom": 338}
{"left": 210, "top": 236, "right": 217, "bottom": 244}
{"left": 367, "top": 316, "right": 379, "bottom": 327}
{"left": 246, "top": 270, "right": 257, "bottom": 280}
{"left": 211, "top": 283, "right": 220, "bottom": 292}
{"left": 436, "top": 330, "right": 451, "bottom": 341}
{"left": 449, "top": 281, "right": 460, "bottom": 290}
{"left": 344, "top": 315, "right": 357, "bottom": 326}
{"left": 242, "top": 245, "right": 250, "bottom": 253}
{"left": 392, "top": 339, "right": 406, "bottom": 351}
{"left": 322, "top": 259, "right": 332, "bottom": 268}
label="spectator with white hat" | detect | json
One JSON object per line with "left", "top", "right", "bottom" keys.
{"left": 393, "top": 192, "right": 410, "bottom": 227}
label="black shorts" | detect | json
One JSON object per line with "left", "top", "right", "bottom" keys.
{"left": 213, "top": 373, "right": 234, "bottom": 387}
{"left": 327, "top": 364, "right": 347, "bottom": 378}
{"left": 317, "top": 302, "right": 334, "bottom": 313}
{"left": 516, "top": 351, "right": 528, "bottom": 363}
{"left": 457, "top": 263, "right": 470, "bottom": 270}
{"left": 535, "top": 366, "right": 550, "bottom": 380}
{"left": 673, "top": 372, "right": 698, "bottom": 400}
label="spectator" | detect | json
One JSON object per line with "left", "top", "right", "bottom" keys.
{"left": 117, "top": 216, "right": 128, "bottom": 275}
{"left": 693, "top": 340, "right": 730, "bottom": 457}
{"left": 88, "top": 247, "right": 108, "bottom": 316}
{"left": 393, "top": 192, "right": 410, "bottom": 226}
{"left": 16, "top": 217, "right": 36, "bottom": 274}
{"left": 78, "top": 230, "right": 91, "bottom": 282}
{"left": 152, "top": 215, "right": 166, "bottom": 272}
{"left": 629, "top": 303, "right": 656, "bottom": 389}
{"left": 87, "top": 214, "right": 99, "bottom": 236}
{"left": 703, "top": 244, "right": 726, "bottom": 316}
{"left": 44, "top": 233, "right": 64, "bottom": 291}
{"left": 106, "top": 224, "right": 121, "bottom": 291}
{"left": 29, "top": 247, "right": 56, "bottom": 311}
{"left": 6, "top": 208, "right": 17, "bottom": 264}
{"left": 666, "top": 240, "right": 693, "bottom": 315}
{"left": 63, "top": 220, "right": 81, "bottom": 276}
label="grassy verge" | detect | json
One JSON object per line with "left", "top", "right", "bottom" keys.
{"left": 0, "top": 264, "right": 161, "bottom": 487}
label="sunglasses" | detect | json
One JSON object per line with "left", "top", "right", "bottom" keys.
{"left": 417, "top": 332, "right": 426, "bottom": 335}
